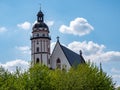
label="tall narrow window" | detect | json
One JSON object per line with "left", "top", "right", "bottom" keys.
{"left": 36, "top": 58, "right": 39, "bottom": 63}
{"left": 42, "top": 34, "right": 45, "bottom": 37}
{"left": 48, "top": 59, "right": 50, "bottom": 64}
{"left": 36, "top": 47, "right": 39, "bottom": 52}
{"left": 37, "top": 40, "right": 39, "bottom": 44}
{"left": 56, "top": 58, "right": 61, "bottom": 69}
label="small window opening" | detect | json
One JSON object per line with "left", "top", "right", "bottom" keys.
{"left": 36, "top": 47, "right": 39, "bottom": 52}
{"left": 36, "top": 58, "right": 39, "bottom": 63}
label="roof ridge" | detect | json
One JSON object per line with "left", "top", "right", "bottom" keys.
{"left": 60, "top": 44, "right": 79, "bottom": 55}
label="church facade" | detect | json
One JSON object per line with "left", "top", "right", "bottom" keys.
{"left": 30, "top": 9, "right": 85, "bottom": 70}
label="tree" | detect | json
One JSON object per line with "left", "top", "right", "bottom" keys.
{"left": 0, "top": 63, "right": 115, "bottom": 90}
{"left": 49, "top": 63, "right": 115, "bottom": 90}
{"left": 28, "top": 64, "right": 52, "bottom": 90}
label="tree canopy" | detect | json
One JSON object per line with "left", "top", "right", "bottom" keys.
{"left": 0, "top": 63, "right": 115, "bottom": 90}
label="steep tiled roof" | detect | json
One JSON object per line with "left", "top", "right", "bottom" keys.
{"left": 60, "top": 44, "right": 85, "bottom": 66}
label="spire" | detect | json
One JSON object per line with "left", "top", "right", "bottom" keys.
{"left": 37, "top": 4, "right": 44, "bottom": 22}
{"left": 39, "top": 3, "right": 41, "bottom": 11}
{"left": 100, "top": 62, "right": 103, "bottom": 73}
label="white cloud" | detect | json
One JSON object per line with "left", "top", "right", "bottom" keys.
{"left": 59, "top": 17, "right": 94, "bottom": 36}
{"left": 0, "top": 27, "right": 7, "bottom": 33}
{"left": 17, "top": 21, "right": 31, "bottom": 30}
{"left": 113, "top": 75, "right": 120, "bottom": 79}
{"left": 68, "top": 41, "right": 105, "bottom": 55}
{"left": 111, "top": 68, "right": 120, "bottom": 73}
{"left": 66, "top": 41, "right": 120, "bottom": 62}
{"left": 45, "top": 20, "right": 54, "bottom": 27}
{"left": 96, "top": 51, "right": 120, "bottom": 62}
{"left": 0, "top": 59, "right": 29, "bottom": 73}
{"left": 16, "top": 46, "right": 31, "bottom": 54}
{"left": 112, "top": 74, "right": 120, "bottom": 88}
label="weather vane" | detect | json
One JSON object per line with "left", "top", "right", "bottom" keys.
{"left": 39, "top": 3, "right": 41, "bottom": 11}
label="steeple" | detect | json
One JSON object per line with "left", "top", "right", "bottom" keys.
{"left": 31, "top": 7, "right": 51, "bottom": 67}
{"left": 37, "top": 6, "right": 44, "bottom": 22}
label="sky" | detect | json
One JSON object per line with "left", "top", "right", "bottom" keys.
{"left": 0, "top": 0, "right": 120, "bottom": 87}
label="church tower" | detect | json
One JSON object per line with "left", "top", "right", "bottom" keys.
{"left": 30, "top": 9, "right": 51, "bottom": 67}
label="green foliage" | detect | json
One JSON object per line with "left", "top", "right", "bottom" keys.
{"left": 0, "top": 63, "right": 115, "bottom": 90}
{"left": 29, "top": 64, "right": 52, "bottom": 90}
{"left": 117, "top": 86, "right": 120, "bottom": 90}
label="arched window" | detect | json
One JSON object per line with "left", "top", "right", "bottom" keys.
{"left": 36, "top": 47, "right": 39, "bottom": 52}
{"left": 56, "top": 58, "right": 61, "bottom": 69}
{"left": 36, "top": 58, "right": 39, "bottom": 63}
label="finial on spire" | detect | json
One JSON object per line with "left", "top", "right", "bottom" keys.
{"left": 39, "top": 3, "right": 41, "bottom": 11}
{"left": 56, "top": 36, "right": 60, "bottom": 42}
{"left": 100, "top": 62, "right": 102, "bottom": 71}
{"left": 79, "top": 50, "right": 82, "bottom": 55}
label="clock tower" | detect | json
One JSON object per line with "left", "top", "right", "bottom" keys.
{"left": 30, "top": 9, "right": 51, "bottom": 67}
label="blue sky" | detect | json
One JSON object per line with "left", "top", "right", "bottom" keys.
{"left": 0, "top": 0, "right": 120, "bottom": 87}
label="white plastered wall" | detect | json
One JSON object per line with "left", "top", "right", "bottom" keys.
{"left": 50, "top": 42, "right": 71, "bottom": 70}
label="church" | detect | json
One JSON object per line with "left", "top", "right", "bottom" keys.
{"left": 30, "top": 9, "right": 85, "bottom": 70}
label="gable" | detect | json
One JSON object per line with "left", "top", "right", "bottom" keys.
{"left": 50, "top": 42, "right": 71, "bottom": 70}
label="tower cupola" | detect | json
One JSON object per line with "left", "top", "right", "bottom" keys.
{"left": 37, "top": 10, "right": 44, "bottom": 22}
{"left": 32, "top": 9, "right": 49, "bottom": 32}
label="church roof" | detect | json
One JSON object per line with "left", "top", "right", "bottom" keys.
{"left": 60, "top": 44, "right": 85, "bottom": 66}
{"left": 33, "top": 22, "right": 49, "bottom": 29}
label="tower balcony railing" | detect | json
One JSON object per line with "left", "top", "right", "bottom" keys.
{"left": 30, "top": 35, "right": 51, "bottom": 40}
